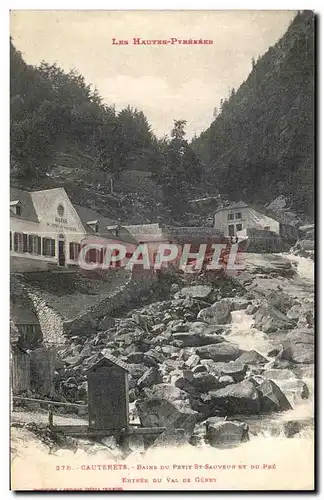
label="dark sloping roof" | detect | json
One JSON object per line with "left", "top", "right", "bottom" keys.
{"left": 87, "top": 351, "right": 129, "bottom": 372}
{"left": 251, "top": 205, "right": 298, "bottom": 226}
{"left": 74, "top": 205, "right": 115, "bottom": 237}
{"left": 10, "top": 188, "right": 39, "bottom": 222}
{"left": 121, "top": 223, "right": 165, "bottom": 243}
{"left": 164, "top": 225, "right": 224, "bottom": 244}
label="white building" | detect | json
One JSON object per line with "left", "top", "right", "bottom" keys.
{"left": 10, "top": 187, "right": 116, "bottom": 273}
{"left": 214, "top": 201, "right": 298, "bottom": 240}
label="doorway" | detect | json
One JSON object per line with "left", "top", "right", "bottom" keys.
{"left": 58, "top": 239, "right": 65, "bottom": 267}
{"left": 228, "top": 225, "right": 235, "bottom": 237}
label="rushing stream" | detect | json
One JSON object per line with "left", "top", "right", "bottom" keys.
{"left": 225, "top": 254, "right": 314, "bottom": 444}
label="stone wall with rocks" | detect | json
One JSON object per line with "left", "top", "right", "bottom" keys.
{"left": 62, "top": 271, "right": 158, "bottom": 337}
{"left": 27, "top": 289, "right": 65, "bottom": 345}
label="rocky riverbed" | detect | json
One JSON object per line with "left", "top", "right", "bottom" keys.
{"left": 13, "top": 251, "right": 314, "bottom": 456}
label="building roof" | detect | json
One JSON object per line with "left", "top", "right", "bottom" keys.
{"left": 10, "top": 187, "right": 39, "bottom": 222}
{"left": 214, "top": 200, "right": 297, "bottom": 227}
{"left": 74, "top": 204, "right": 116, "bottom": 237}
{"left": 164, "top": 225, "right": 224, "bottom": 244}
{"left": 87, "top": 351, "right": 129, "bottom": 372}
{"left": 121, "top": 223, "right": 165, "bottom": 243}
{"left": 214, "top": 201, "right": 249, "bottom": 214}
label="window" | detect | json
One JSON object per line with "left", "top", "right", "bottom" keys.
{"left": 86, "top": 248, "right": 100, "bottom": 263}
{"left": 10, "top": 232, "right": 12, "bottom": 251}
{"left": 236, "top": 223, "right": 243, "bottom": 231}
{"left": 228, "top": 213, "right": 234, "bottom": 221}
{"left": 264, "top": 226, "right": 270, "bottom": 231}
{"left": 87, "top": 220, "right": 99, "bottom": 233}
{"left": 13, "top": 232, "right": 27, "bottom": 253}
{"left": 42, "top": 237, "right": 55, "bottom": 257}
{"left": 10, "top": 201, "right": 22, "bottom": 216}
{"left": 28, "top": 234, "right": 42, "bottom": 255}
{"left": 235, "top": 212, "right": 242, "bottom": 219}
{"left": 69, "top": 242, "right": 81, "bottom": 261}
{"left": 228, "top": 224, "right": 235, "bottom": 237}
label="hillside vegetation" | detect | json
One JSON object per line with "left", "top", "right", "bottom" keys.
{"left": 192, "top": 10, "right": 314, "bottom": 217}
{"left": 10, "top": 10, "right": 314, "bottom": 221}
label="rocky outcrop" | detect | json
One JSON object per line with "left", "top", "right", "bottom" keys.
{"left": 254, "top": 302, "right": 296, "bottom": 333}
{"left": 253, "top": 378, "right": 292, "bottom": 412}
{"left": 197, "top": 299, "right": 232, "bottom": 325}
{"left": 236, "top": 350, "right": 268, "bottom": 366}
{"left": 206, "top": 361, "right": 248, "bottom": 383}
{"left": 196, "top": 343, "right": 241, "bottom": 362}
{"left": 174, "top": 285, "right": 213, "bottom": 300}
{"left": 171, "top": 332, "right": 225, "bottom": 348}
{"left": 135, "top": 397, "right": 198, "bottom": 441}
{"left": 279, "top": 328, "right": 314, "bottom": 364}
{"left": 206, "top": 418, "right": 249, "bottom": 448}
{"left": 209, "top": 380, "right": 261, "bottom": 415}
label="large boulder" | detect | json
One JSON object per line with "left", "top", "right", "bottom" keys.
{"left": 173, "top": 370, "right": 195, "bottom": 394}
{"left": 253, "top": 378, "right": 292, "bottom": 412}
{"left": 243, "top": 253, "right": 295, "bottom": 277}
{"left": 135, "top": 398, "right": 198, "bottom": 441}
{"left": 266, "top": 291, "right": 293, "bottom": 314}
{"left": 186, "top": 354, "right": 200, "bottom": 369}
{"left": 254, "top": 303, "right": 295, "bottom": 333}
{"left": 280, "top": 329, "right": 315, "bottom": 364}
{"left": 262, "top": 369, "right": 297, "bottom": 381}
{"left": 196, "top": 343, "right": 241, "bottom": 362}
{"left": 191, "top": 373, "right": 220, "bottom": 393}
{"left": 285, "top": 329, "right": 315, "bottom": 344}
{"left": 299, "top": 239, "right": 315, "bottom": 251}
{"left": 171, "top": 332, "right": 225, "bottom": 348}
{"left": 189, "top": 322, "right": 225, "bottom": 335}
{"left": 280, "top": 343, "right": 314, "bottom": 364}
{"left": 207, "top": 361, "right": 248, "bottom": 383}
{"left": 209, "top": 380, "right": 261, "bottom": 415}
{"left": 298, "top": 224, "right": 314, "bottom": 240}
{"left": 174, "top": 285, "right": 213, "bottom": 300}
{"left": 143, "top": 383, "right": 189, "bottom": 402}
{"left": 137, "top": 367, "right": 163, "bottom": 389}
{"left": 236, "top": 350, "right": 268, "bottom": 366}
{"left": 276, "top": 379, "right": 310, "bottom": 400}
{"left": 197, "top": 299, "right": 232, "bottom": 325}
{"left": 127, "top": 363, "right": 148, "bottom": 380}
{"left": 206, "top": 418, "right": 249, "bottom": 448}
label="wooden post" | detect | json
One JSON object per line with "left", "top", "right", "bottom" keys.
{"left": 49, "top": 407, "right": 53, "bottom": 428}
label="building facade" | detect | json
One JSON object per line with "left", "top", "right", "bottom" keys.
{"left": 10, "top": 187, "right": 118, "bottom": 273}
{"left": 214, "top": 201, "right": 298, "bottom": 241}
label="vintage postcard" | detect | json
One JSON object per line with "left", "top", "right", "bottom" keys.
{"left": 10, "top": 9, "right": 315, "bottom": 491}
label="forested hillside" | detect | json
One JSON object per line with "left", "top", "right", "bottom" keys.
{"left": 10, "top": 38, "right": 203, "bottom": 223}
{"left": 192, "top": 10, "right": 315, "bottom": 217}
{"left": 10, "top": 10, "right": 315, "bottom": 222}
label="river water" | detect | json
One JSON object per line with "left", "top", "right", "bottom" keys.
{"left": 222, "top": 254, "right": 314, "bottom": 455}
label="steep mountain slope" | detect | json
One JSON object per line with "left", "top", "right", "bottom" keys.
{"left": 192, "top": 11, "right": 315, "bottom": 217}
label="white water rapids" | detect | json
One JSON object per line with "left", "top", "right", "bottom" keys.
{"left": 225, "top": 254, "right": 314, "bottom": 441}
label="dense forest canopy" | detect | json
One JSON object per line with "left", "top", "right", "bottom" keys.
{"left": 10, "top": 10, "right": 315, "bottom": 219}
{"left": 192, "top": 10, "right": 314, "bottom": 217}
